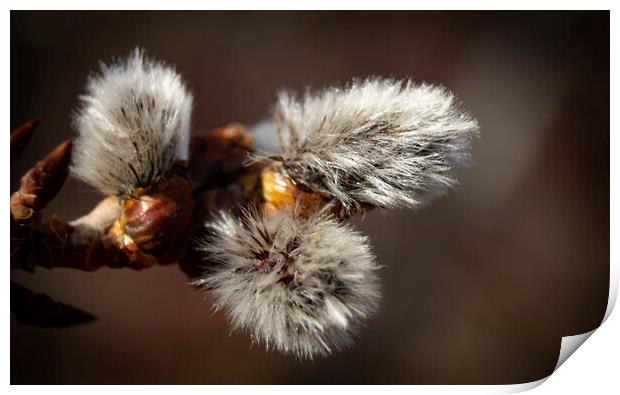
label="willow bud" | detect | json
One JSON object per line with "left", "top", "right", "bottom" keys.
{"left": 197, "top": 206, "right": 381, "bottom": 359}
{"left": 267, "top": 77, "right": 479, "bottom": 214}
{"left": 72, "top": 48, "right": 194, "bottom": 267}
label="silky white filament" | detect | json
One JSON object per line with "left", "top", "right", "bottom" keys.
{"left": 272, "top": 78, "right": 479, "bottom": 213}
{"left": 72, "top": 48, "right": 193, "bottom": 196}
{"left": 197, "top": 207, "right": 381, "bottom": 359}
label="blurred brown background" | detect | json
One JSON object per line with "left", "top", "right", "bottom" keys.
{"left": 10, "top": 11, "right": 609, "bottom": 384}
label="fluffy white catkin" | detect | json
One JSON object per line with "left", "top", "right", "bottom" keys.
{"left": 72, "top": 48, "right": 193, "bottom": 196}
{"left": 273, "top": 78, "right": 479, "bottom": 212}
{"left": 197, "top": 207, "right": 381, "bottom": 359}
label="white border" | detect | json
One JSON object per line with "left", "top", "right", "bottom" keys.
{"left": 4, "top": 2, "right": 617, "bottom": 392}
{"left": 2, "top": 1, "right": 618, "bottom": 11}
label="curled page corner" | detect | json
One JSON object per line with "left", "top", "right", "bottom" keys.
{"left": 495, "top": 261, "right": 618, "bottom": 393}
{"left": 493, "top": 377, "right": 548, "bottom": 394}
{"left": 548, "top": 252, "right": 620, "bottom": 373}
{"left": 552, "top": 329, "right": 596, "bottom": 372}
{"left": 551, "top": 275, "right": 618, "bottom": 373}
{"left": 493, "top": 329, "right": 601, "bottom": 394}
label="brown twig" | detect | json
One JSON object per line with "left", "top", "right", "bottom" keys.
{"left": 11, "top": 119, "right": 347, "bottom": 287}
{"left": 12, "top": 172, "right": 194, "bottom": 272}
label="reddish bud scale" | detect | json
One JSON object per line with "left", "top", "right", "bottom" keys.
{"left": 10, "top": 140, "right": 73, "bottom": 256}
{"left": 10, "top": 118, "right": 39, "bottom": 165}
{"left": 189, "top": 123, "right": 253, "bottom": 192}
{"left": 106, "top": 165, "right": 194, "bottom": 268}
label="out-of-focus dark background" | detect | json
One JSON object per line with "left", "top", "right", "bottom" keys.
{"left": 10, "top": 11, "right": 609, "bottom": 384}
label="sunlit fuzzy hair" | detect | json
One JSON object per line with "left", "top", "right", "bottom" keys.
{"left": 271, "top": 78, "right": 479, "bottom": 213}
{"left": 72, "top": 48, "right": 193, "bottom": 196}
{"left": 196, "top": 206, "right": 381, "bottom": 359}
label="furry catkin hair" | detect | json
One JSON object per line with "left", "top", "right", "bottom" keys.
{"left": 197, "top": 207, "right": 381, "bottom": 359}
{"left": 272, "top": 78, "right": 479, "bottom": 213}
{"left": 72, "top": 48, "right": 193, "bottom": 196}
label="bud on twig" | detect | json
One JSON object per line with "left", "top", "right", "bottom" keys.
{"left": 266, "top": 78, "right": 479, "bottom": 214}
{"left": 10, "top": 117, "right": 39, "bottom": 165}
{"left": 72, "top": 48, "right": 193, "bottom": 196}
{"left": 196, "top": 206, "right": 381, "bottom": 359}
{"left": 71, "top": 48, "right": 195, "bottom": 267}
{"left": 10, "top": 138, "right": 73, "bottom": 260}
